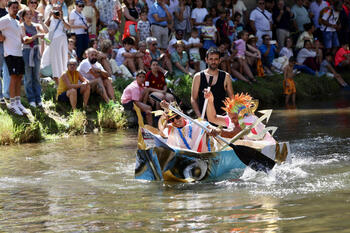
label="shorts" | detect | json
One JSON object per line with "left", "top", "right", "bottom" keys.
{"left": 4, "top": 55, "right": 25, "bottom": 75}
{"left": 122, "top": 100, "right": 134, "bottom": 111}
{"left": 283, "top": 78, "right": 296, "bottom": 95}
{"left": 58, "top": 88, "right": 81, "bottom": 102}
{"left": 190, "top": 52, "right": 201, "bottom": 62}
{"left": 322, "top": 31, "right": 339, "bottom": 49}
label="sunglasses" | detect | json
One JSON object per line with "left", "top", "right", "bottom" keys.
{"left": 77, "top": 4, "right": 84, "bottom": 7}
{"left": 169, "top": 115, "right": 181, "bottom": 122}
{"left": 30, "top": 1, "right": 38, "bottom": 4}
{"left": 152, "top": 43, "right": 157, "bottom": 46}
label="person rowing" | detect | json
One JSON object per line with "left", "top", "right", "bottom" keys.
{"left": 158, "top": 100, "right": 222, "bottom": 152}
{"left": 204, "top": 90, "right": 276, "bottom": 143}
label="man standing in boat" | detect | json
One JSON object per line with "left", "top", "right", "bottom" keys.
{"left": 191, "top": 47, "right": 234, "bottom": 119}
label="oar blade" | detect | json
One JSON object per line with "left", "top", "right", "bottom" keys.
{"left": 231, "top": 144, "right": 276, "bottom": 172}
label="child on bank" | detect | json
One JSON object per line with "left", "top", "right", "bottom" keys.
{"left": 283, "top": 56, "right": 297, "bottom": 107}
{"left": 137, "top": 9, "right": 151, "bottom": 42}
{"left": 201, "top": 15, "right": 217, "bottom": 50}
{"left": 188, "top": 28, "right": 202, "bottom": 72}
{"left": 320, "top": 53, "right": 349, "bottom": 87}
{"left": 234, "top": 30, "right": 256, "bottom": 82}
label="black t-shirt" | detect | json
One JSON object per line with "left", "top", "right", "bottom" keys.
{"left": 0, "top": 8, "right": 7, "bottom": 18}
{"left": 272, "top": 6, "right": 292, "bottom": 31}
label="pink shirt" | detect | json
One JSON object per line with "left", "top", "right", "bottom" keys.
{"left": 121, "top": 80, "right": 144, "bottom": 104}
{"left": 234, "top": 39, "right": 246, "bottom": 57}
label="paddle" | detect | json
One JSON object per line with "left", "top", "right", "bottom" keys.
{"left": 150, "top": 95, "right": 276, "bottom": 172}
{"left": 201, "top": 75, "right": 213, "bottom": 119}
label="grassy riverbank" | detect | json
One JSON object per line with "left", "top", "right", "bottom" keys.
{"left": 1, "top": 72, "right": 349, "bottom": 145}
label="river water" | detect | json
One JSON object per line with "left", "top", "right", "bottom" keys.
{"left": 0, "top": 93, "right": 350, "bottom": 232}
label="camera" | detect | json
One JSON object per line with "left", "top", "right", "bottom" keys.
{"left": 269, "top": 40, "right": 277, "bottom": 45}
{"left": 53, "top": 10, "right": 60, "bottom": 17}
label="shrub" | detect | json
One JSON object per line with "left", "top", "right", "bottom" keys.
{"left": 67, "top": 110, "right": 87, "bottom": 135}
{"left": 97, "top": 101, "right": 127, "bottom": 129}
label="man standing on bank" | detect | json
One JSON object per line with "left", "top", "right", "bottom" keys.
{"left": 191, "top": 47, "right": 234, "bottom": 119}
{"left": 0, "top": 0, "right": 29, "bottom": 115}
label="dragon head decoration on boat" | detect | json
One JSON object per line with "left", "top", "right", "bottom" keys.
{"left": 222, "top": 93, "right": 258, "bottom": 119}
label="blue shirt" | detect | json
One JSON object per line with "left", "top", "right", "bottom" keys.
{"left": 259, "top": 44, "right": 276, "bottom": 66}
{"left": 149, "top": 2, "right": 169, "bottom": 26}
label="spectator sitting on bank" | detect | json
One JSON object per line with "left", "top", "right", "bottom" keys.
{"left": 279, "top": 37, "right": 294, "bottom": 59}
{"left": 99, "top": 39, "right": 115, "bottom": 77}
{"left": 145, "top": 59, "right": 174, "bottom": 109}
{"left": 187, "top": 28, "right": 202, "bottom": 73}
{"left": 146, "top": 37, "right": 173, "bottom": 75}
{"left": 138, "top": 41, "right": 152, "bottom": 72}
{"left": 136, "top": 9, "right": 150, "bottom": 42}
{"left": 296, "top": 22, "right": 315, "bottom": 50}
{"left": 120, "top": 70, "right": 153, "bottom": 125}
{"left": 68, "top": 38, "right": 78, "bottom": 60}
{"left": 171, "top": 40, "right": 190, "bottom": 77}
{"left": 168, "top": 30, "right": 189, "bottom": 55}
{"left": 258, "top": 34, "right": 278, "bottom": 75}
{"left": 234, "top": 30, "right": 256, "bottom": 82}
{"left": 56, "top": 58, "right": 91, "bottom": 111}
{"left": 297, "top": 40, "right": 322, "bottom": 76}
{"left": 320, "top": 52, "right": 349, "bottom": 87}
{"left": 116, "top": 36, "right": 143, "bottom": 77}
{"left": 98, "top": 21, "right": 121, "bottom": 49}
{"left": 246, "top": 34, "right": 263, "bottom": 76}
{"left": 335, "top": 43, "right": 350, "bottom": 70}
{"left": 78, "top": 48, "right": 115, "bottom": 102}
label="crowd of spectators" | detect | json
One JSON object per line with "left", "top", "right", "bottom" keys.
{"left": 0, "top": 0, "right": 350, "bottom": 115}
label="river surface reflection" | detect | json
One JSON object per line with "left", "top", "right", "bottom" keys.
{"left": 0, "top": 93, "right": 350, "bottom": 232}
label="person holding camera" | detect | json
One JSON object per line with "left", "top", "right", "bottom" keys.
{"left": 258, "top": 34, "right": 278, "bottom": 75}
{"left": 69, "top": 0, "right": 89, "bottom": 60}
{"left": 41, "top": 3, "right": 70, "bottom": 85}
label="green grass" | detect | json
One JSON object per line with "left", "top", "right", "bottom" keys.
{"left": 67, "top": 109, "right": 87, "bottom": 135}
{"left": 97, "top": 101, "right": 127, "bottom": 129}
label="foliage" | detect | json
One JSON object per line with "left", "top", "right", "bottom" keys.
{"left": 97, "top": 101, "right": 127, "bottom": 129}
{"left": 67, "top": 110, "right": 87, "bottom": 135}
{"left": 0, "top": 111, "right": 15, "bottom": 145}
{"left": 167, "top": 74, "right": 193, "bottom": 110}
{"left": 113, "top": 78, "right": 133, "bottom": 103}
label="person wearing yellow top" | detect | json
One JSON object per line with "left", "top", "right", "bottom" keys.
{"left": 57, "top": 58, "right": 91, "bottom": 110}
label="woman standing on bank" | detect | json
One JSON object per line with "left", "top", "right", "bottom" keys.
{"left": 21, "top": 7, "right": 48, "bottom": 107}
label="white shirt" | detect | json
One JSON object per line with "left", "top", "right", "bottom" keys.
{"left": 77, "top": 58, "right": 106, "bottom": 80}
{"left": 232, "top": 0, "right": 247, "bottom": 23}
{"left": 0, "top": 14, "right": 22, "bottom": 57}
{"left": 320, "top": 8, "right": 339, "bottom": 32}
{"left": 69, "top": 9, "right": 88, "bottom": 35}
{"left": 279, "top": 47, "right": 293, "bottom": 59}
{"left": 49, "top": 17, "right": 66, "bottom": 40}
{"left": 249, "top": 7, "right": 272, "bottom": 31}
{"left": 297, "top": 48, "right": 316, "bottom": 64}
{"left": 115, "top": 47, "right": 137, "bottom": 66}
{"left": 191, "top": 8, "right": 208, "bottom": 28}
{"left": 309, "top": 0, "right": 328, "bottom": 28}
{"left": 168, "top": 0, "right": 179, "bottom": 15}
{"left": 188, "top": 37, "right": 200, "bottom": 55}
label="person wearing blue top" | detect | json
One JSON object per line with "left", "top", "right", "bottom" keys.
{"left": 149, "top": 0, "right": 172, "bottom": 50}
{"left": 258, "top": 34, "right": 277, "bottom": 71}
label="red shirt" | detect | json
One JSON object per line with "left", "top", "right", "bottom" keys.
{"left": 145, "top": 71, "right": 166, "bottom": 90}
{"left": 335, "top": 47, "right": 350, "bottom": 66}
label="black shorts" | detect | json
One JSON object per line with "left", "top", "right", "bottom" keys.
{"left": 58, "top": 88, "right": 81, "bottom": 102}
{"left": 5, "top": 55, "right": 25, "bottom": 75}
{"left": 122, "top": 100, "right": 134, "bottom": 111}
